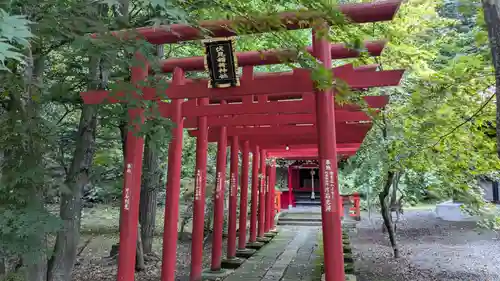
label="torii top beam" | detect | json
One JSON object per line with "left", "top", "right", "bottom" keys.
{"left": 182, "top": 111, "right": 373, "bottom": 129}
{"left": 159, "top": 41, "right": 386, "bottom": 73}
{"left": 189, "top": 122, "right": 372, "bottom": 144}
{"left": 266, "top": 146, "right": 361, "bottom": 159}
{"left": 263, "top": 143, "right": 361, "bottom": 150}
{"left": 160, "top": 95, "right": 387, "bottom": 119}
{"left": 81, "top": 64, "right": 404, "bottom": 104}
{"left": 157, "top": 65, "right": 386, "bottom": 119}
{"left": 202, "top": 64, "right": 380, "bottom": 104}
{"left": 101, "top": 0, "right": 402, "bottom": 45}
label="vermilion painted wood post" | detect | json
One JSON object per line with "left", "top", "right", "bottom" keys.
{"left": 312, "top": 25, "right": 345, "bottom": 281}
{"left": 287, "top": 166, "right": 293, "bottom": 209}
{"left": 227, "top": 136, "right": 239, "bottom": 258}
{"left": 190, "top": 97, "right": 209, "bottom": 281}
{"left": 161, "top": 68, "right": 185, "bottom": 281}
{"left": 238, "top": 140, "right": 250, "bottom": 249}
{"left": 210, "top": 103, "right": 228, "bottom": 271}
{"left": 258, "top": 149, "right": 266, "bottom": 237}
{"left": 270, "top": 159, "right": 277, "bottom": 230}
{"left": 117, "top": 54, "right": 148, "bottom": 281}
{"left": 249, "top": 145, "right": 260, "bottom": 242}
{"left": 265, "top": 164, "right": 271, "bottom": 233}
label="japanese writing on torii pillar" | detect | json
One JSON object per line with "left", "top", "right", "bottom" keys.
{"left": 324, "top": 160, "right": 335, "bottom": 212}
{"left": 215, "top": 172, "right": 222, "bottom": 199}
{"left": 194, "top": 169, "right": 202, "bottom": 201}
{"left": 262, "top": 177, "right": 266, "bottom": 194}
{"left": 124, "top": 163, "right": 132, "bottom": 210}
{"left": 230, "top": 173, "right": 237, "bottom": 197}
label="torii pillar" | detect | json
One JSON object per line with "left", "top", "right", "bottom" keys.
{"left": 256, "top": 149, "right": 272, "bottom": 244}
{"left": 235, "top": 141, "right": 257, "bottom": 258}
{"left": 313, "top": 24, "right": 345, "bottom": 281}
{"left": 190, "top": 98, "right": 209, "bottom": 281}
{"left": 246, "top": 145, "right": 265, "bottom": 250}
{"left": 221, "top": 136, "right": 247, "bottom": 268}
{"left": 116, "top": 55, "right": 148, "bottom": 281}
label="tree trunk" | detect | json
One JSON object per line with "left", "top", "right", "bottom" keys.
{"left": 379, "top": 170, "right": 400, "bottom": 258}
{"left": 138, "top": 45, "right": 164, "bottom": 254}
{"left": 135, "top": 225, "right": 145, "bottom": 271}
{"left": 139, "top": 135, "right": 161, "bottom": 254}
{"left": 0, "top": 257, "right": 6, "bottom": 278}
{"left": 390, "top": 171, "right": 402, "bottom": 206}
{"left": 17, "top": 51, "right": 49, "bottom": 281}
{"left": 47, "top": 54, "right": 101, "bottom": 281}
{"left": 26, "top": 247, "right": 48, "bottom": 281}
{"left": 482, "top": 0, "right": 500, "bottom": 158}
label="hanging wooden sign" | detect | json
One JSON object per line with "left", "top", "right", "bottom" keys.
{"left": 203, "top": 37, "right": 240, "bottom": 88}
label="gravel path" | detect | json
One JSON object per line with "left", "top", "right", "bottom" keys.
{"left": 351, "top": 209, "right": 500, "bottom": 281}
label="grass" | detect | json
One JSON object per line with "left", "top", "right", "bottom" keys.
{"left": 312, "top": 233, "right": 324, "bottom": 281}
{"left": 312, "top": 231, "right": 356, "bottom": 281}
{"left": 49, "top": 203, "right": 190, "bottom": 235}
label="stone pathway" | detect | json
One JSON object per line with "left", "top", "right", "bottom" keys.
{"left": 225, "top": 226, "right": 321, "bottom": 281}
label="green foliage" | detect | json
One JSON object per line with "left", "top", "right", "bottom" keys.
{"left": 342, "top": 0, "right": 499, "bottom": 226}
{"left": 0, "top": 9, "right": 32, "bottom": 70}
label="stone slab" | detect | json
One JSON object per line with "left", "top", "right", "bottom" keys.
{"left": 235, "top": 248, "right": 257, "bottom": 259}
{"left": 256, "top": 236, "right": 272, "bottom": 243}
{"left": 264, "top": 232, "right": 277, "bottom": 238}
{"left": 321, "top": 273, "right": 357, "bottom": 281}
{"left": 246, "top": 241, "right": 265, "bottom": 250}
{"left": 269, "top": 228, "right": 279, "bottom": 234}
{"left": 221, "top": 257, "right": 245, "bottom": 269}
{"left": 202, "top": 268, "right": 233, "bottom": 281}
{"left": 224, "top": 226, "right": 322, "bottom": 281}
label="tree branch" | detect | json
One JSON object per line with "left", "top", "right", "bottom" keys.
{"left": 429, "top": 91, "right": 496, "bottom": 149}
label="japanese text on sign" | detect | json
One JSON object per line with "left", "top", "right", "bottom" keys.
{"left": 215, "top": 46, "right": 228, "bottom": 79}
{"left": 195, "top": 169, "right": 202, "bottom": 201}
{"left": 203, "top": 38, "right": 239, "bottom": 88}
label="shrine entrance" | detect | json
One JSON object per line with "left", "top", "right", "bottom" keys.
{"left": 290, "top": 161, "right": 321, "bottom": 207}
{"left": 80, "top": 1, "right": 405, "bottom": 281}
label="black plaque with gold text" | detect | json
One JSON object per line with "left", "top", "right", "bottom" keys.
{"left": 203, "top": 38, "right": 240, "bottom": 88}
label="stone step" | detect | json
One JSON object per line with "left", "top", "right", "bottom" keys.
{"left": 294, "top": 190, "right": 321, "bottom": 195}
{"left": 278, "top": 219, "right": 360, "bottom": 228}
{"left": 277, "top": 220, "right": 322, "bottom": 226}
{"left": 279, "top": 217, "right": 322, "bottom": 222}
{"left": 294, "top": 195, "right": 321, "bottom": 201}
{"left": 295, "top": 200, "right": 321, "bottom": 206}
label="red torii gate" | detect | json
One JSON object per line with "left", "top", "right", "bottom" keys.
{"left": 182, "top": 87, "right": 391, "bottom": 269}
{"left": 80, "top": 1, "right": 404, "bottom": 281}
{"left": 162, "top": 62, "right": 388, "bottom": 262}
{"left": 159, "top": 41, "right": 386, "bottom": 72}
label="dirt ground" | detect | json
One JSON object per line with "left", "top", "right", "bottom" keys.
{"left": 72, "top": 234, "right": 227, "bottom": 281}
{"left": 71, "top": 204, "right": 226, "bottom": 281}
{"left": 351, "top": 209, "right": 500, "bottom": 281}
{"left": 71, "top": 205, "right": 500, "bottom": 281}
